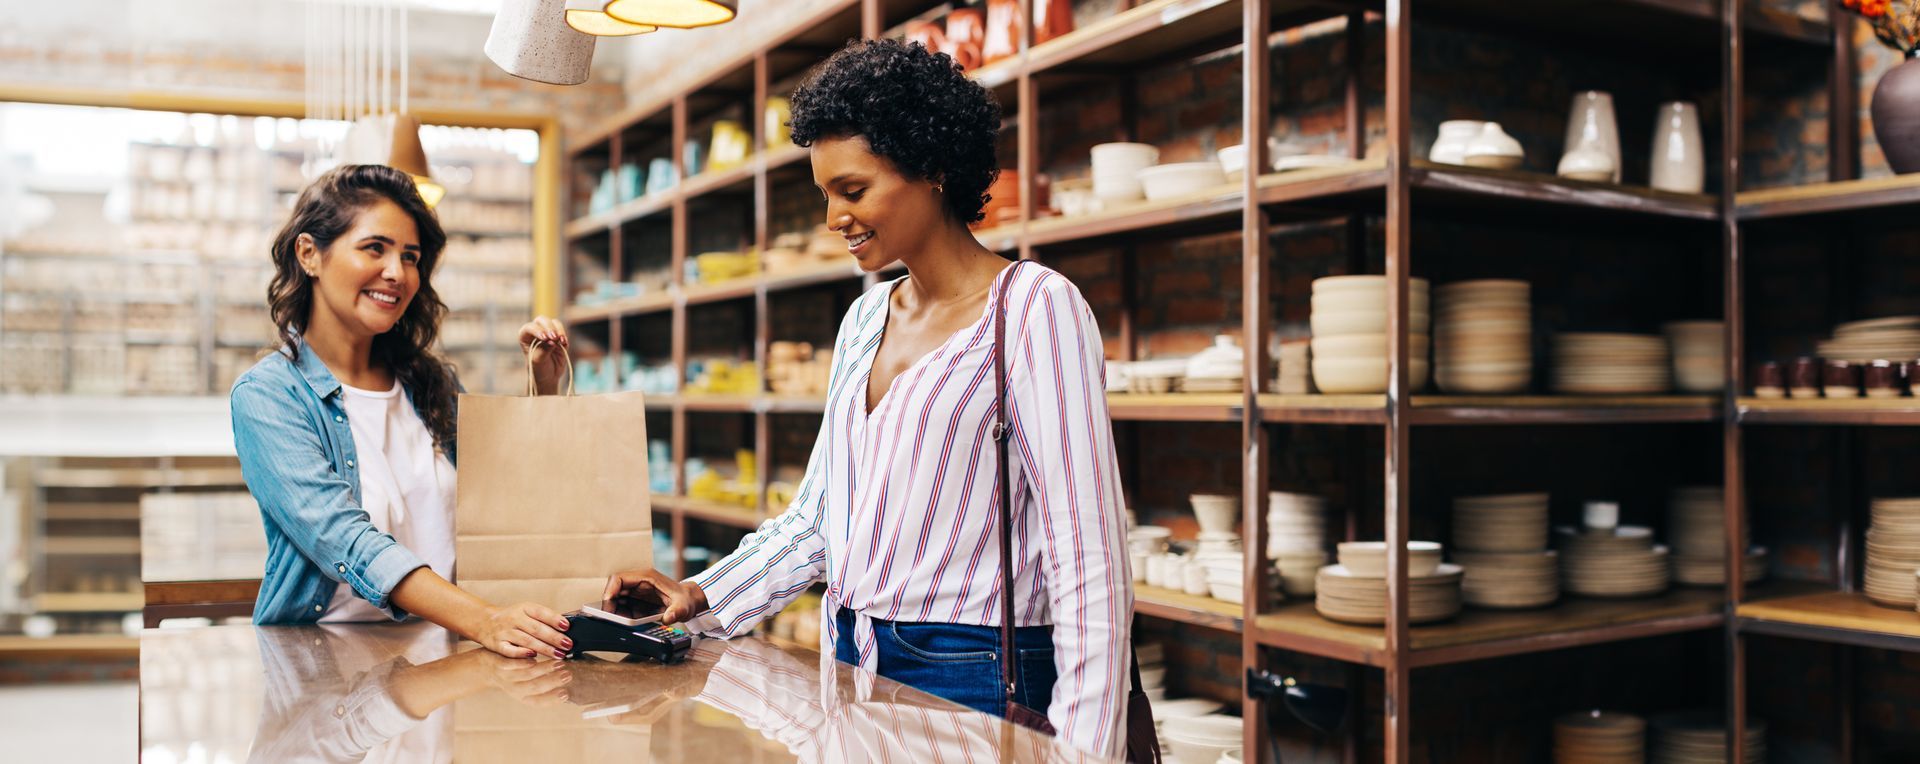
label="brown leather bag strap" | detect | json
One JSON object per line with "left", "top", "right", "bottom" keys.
{"left": 992, "top": 260, "right": 1023, "bottom": 702}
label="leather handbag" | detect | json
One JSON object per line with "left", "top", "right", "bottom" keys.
{"left": 990, "top": 261, "right": 1162, "bottom": 763}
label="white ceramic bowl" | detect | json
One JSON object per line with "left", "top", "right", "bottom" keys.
{"left": 1337, "top": 540, "right": 1443, "bottom": 578}
{"left": 1311, "top": 357, "right": 1430, "bottom": 394}
{"left": 1311, "top": 333, "right": 1430, "bottom": 360}
{"left": 1164, "top": 716, "right": 1245, "bottom": 764}
{"left": 1209, "top": 581, "right": 1245, "bottom": 604}
{"left": 1312, "top": 289, "right": 1431, "bottom": 315}
{"left": 1092, "top": 142, "right": 1160, "bottom": 201}
{"left": 1311, "top": 309, "right": 1430, "bottom": 337}
{"left": 1153, "top": 698, "right": 1225, "bottom": 723}
{"left": 1190, "top": 494, "right": 1240, "bottom": 534}
{"left": 1138, "top": 162, "right": 1230, "bottom": 201}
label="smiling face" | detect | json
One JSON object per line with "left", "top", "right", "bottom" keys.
{"left": 811, "top": 134, "right": 949, "bottom": 272}
{"left": 297, "top": 198, "right": 422, "bottom": 340}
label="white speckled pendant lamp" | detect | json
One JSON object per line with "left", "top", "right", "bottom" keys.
{"left": 485, "top": 0, "right": 598, "bottom": 86}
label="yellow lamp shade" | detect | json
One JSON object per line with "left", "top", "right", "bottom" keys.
{"left": 564, "top": 0, "right": 657, "bottom": 36}
{"left": 412, "top": 177, "right": 447, "bottom": 208}
{"left": 603, "top": 0, "right": 736, "bottom": 29}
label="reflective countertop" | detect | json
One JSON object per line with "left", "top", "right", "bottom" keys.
{"left": 139, "top": 622, "right": 1104, "bottom": 763}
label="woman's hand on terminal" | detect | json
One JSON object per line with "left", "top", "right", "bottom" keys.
{"left": 517, "top": 316, "right": 571, "bottom": 396}
{"left": 602, "top": 569, "right": 708, "bottom": 625}
{"left": 474, "top": 601, "right": 574, "bottom": 660}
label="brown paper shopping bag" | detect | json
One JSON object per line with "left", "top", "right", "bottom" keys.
{"left": 455, "top": 347, "right": 651, "bottom": 612}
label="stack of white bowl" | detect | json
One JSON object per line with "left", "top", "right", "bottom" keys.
{"left": 1662, "top": 321, "right": 1725, "bottom": 393}
{"left": 1434, "top": 279, "right": 1533, "bottom": 393}
{"left": 1161, "top": 714, "right": 1243, "bottom": 764}
{"left": 1184, "top": 335, "right": 1245, "bottom": 394}
{"left": 1650, "top": 712, "right": 1765, "bottom": 764}
{"left": 1557, "top": 526, "right": 1672, "bottom": 598}
{"left": 1316, "top": 541, "right": 1462, "bottom": 624}
{"left": 1666, "top": 486, "right": 1767, "bottom": 587}
{"left": 1091, "top": 142, "right": 1160, "bottom": 204}
{"left": 1137, "top": 642, "right": 1167, "bottom": 703}
{"left": 1553, "top": 710, "right": 1647, "bottom": 764}
{"left": 1551, "top": 333, "right": 1672, "bottom": 394}
{"left": 1863, "top": 497, "right": 1920, "bottom": 608}
{"left": 1267, "top": 492, "right": 1329, "bottom": 597}
{"left": 1451, "top": 492, "right": 1558, "bottom": 609}
{"left": 1310, "top": 276, "right": 1431, "bottom": 394}
{"left": 1190, "top": 493, "right": 1247, "bottom": 603}
{"left": 1138, "top": 161, "right": 1229, "bottom": 202}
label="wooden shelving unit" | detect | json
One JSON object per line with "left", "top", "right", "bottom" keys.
{"left": 562, "top": 0, "right": 1884, "bottom": 761}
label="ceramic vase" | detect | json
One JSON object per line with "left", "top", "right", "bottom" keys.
{"left": 1649, "top": 101, "right": 1705, "bottom": 193}
{"left": 1429, "top": 120, "right": 1484, "bottom": 165}
{"left": 1463, "top": 123, "right": 1524, "bottom": 170}
{"left": 1562, "top": 91, "right": 1621, "bottom": 183}
{"left": 1872, "top": 52, "right": 1920, "bottom": 174}
{"left": 1035, "top": 0, "right": 1074, "bottom": 44}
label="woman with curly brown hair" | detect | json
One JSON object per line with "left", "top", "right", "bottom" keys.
{"left": 603, "top": 39, "right": 1132, "bottom": 756}
{"left": 232, "top": 164, "right": 577, "bottom": 660}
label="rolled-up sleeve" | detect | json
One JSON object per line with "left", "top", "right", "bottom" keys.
{"left": 232, "top": 379, "right": 425, "bottom": 619}
{"left": 1006, "top": 275, "right": 1132, "bottom": 758}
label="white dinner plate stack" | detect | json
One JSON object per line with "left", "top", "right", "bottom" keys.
{"left": 1267, "top": 491, "right": 1329, "bottom": 597}
{"left": 1662, "top": 321, "right": 1725, "bottom": 393}
{"left": 1815, "top": 315, "right": 1920, "bottom": 363}
{"left": 1277, "top": 340, "right": 1311, "bottom": 394}
{"left": 1551, "top": 333, "right": 1672, "bottom": 394}
{"left": 1553, "top": 710, "right": 1647, "bottom": 764}
{"left": 1452, "top": 492, "right": 1557, "bottom": 609}
{"left": 1666, "top": 486, "right": 1767, "bottom": 587}
{"left": 1184, "top": 335, "right": 1245, "bottom": 394}
{"left": 1863, "top": 497, "right": 1920, "bottom": 608}
{"left": 1309, "top": 275, "right": 1430, "bottom": 394}
{"left": 1434, "top": 279, "right": 1533, "bottom": 394}
{"left": 1649, "top": 712, "right": 1764, "bottom": 764}
{"left": 1315, "top": 563, "right": 1463, "bottom": 624}
{"left": 1557, "top": 525, "right": 1672, "bottom": 598}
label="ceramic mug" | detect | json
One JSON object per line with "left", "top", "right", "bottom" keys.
{"left": 1789, "top": 356, "right": 1821, "bottom": 398}
{"left": 1866, "top": 360, "right": 1900, "bottom": 399}
{"left": 1753, "top": 361, "right": 1786, "bottom": 398}
{"left": 1824, "top": 360, "right": 1860, "bottom": 399}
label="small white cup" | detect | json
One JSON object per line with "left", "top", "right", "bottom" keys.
{"left": 1183, "top": 564, "right": 1211, "bottom": 596}
{"left": 1583, "top": 501, "right": 1620, "bottom": 531}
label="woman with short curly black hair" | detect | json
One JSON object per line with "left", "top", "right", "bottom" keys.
{"left": 605, "top": 39, "right": 1131, "bottom": 757}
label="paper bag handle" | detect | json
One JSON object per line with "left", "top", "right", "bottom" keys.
{"left": 525, "top": 339, "right": 576, "bottom": 397}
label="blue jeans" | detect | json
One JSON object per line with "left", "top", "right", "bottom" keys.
{"left": 833, "top": 608, "right": 1057, "bottom": 719}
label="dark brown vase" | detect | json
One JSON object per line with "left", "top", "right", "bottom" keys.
{"left": 1872, "top": 51, "right": 1920, "bottom": 174}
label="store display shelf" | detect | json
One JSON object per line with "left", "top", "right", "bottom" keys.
{"left": 680, "top": 162, "right": 758, "bottom": 203}
{"left": 763, "top": 144, "right": 809, "bottom": 173}
{"left": 761, "top": 261, "right": 868, "bottom": 294}
{"left": 654, "top": 494, "right": 764, "bottom": 530}
{"left": 43, "top": 537, "right": 142, "bottom": 555}
{"left": 564, "top": 291, "right": 674, "bottom": 323}
{"left": 1252, "top": 587, "right": 1725, "bottom": 668}
{"left": 35, "top": 593, "right": 144, "bottom": 613}
{"left": 1026, "top": 0, "right": 1333, "bottom": 76}
{"left": 35, "top": 466, "right": 245, "bottom": 489}
{"left": 44, "top": 503, "right": 142, "bottom": 521}
{"left": 1737, "top": 396, "right": 1920, "bottom": 425}
{"left": 763, "top": 394, "right": 830, "bottom": 414}
{"left": 1407, "top": 394, "right": 1721, "bottom": 425}
{"left": 1736, "top": 174, "right": 1920, "bottom": 220}
{"left": 1256, "top": 394, "right": 1388, "bottom": 424}
{"left": 1735, "top": 588, "right": 1920, "bottom": 650}
{"left": 1133, "top": 583, "right": 1243, "bottom": 633}
{"left": 1411, "top": 162, "right": 1720, "bottom": 221}
{"left": 0, "top": 634, "right": 140, "bottom": 660}
{"left": 683, "top": 279, "right": 761, "bottom": 307}
{"left": 1417, "top": 0, "right": 1829, "bottom": 53}
{"left": 1027, "top": 183, "right": 1246, "bottom": 249}
{"left": 678, "top": 394, "right": 759, "bottom": 412}
{"left": 1107, "top": 393, "right": 1245, "bottom": 422}
{"left": 565, "top": 192, "right": 675, "bottom": 241}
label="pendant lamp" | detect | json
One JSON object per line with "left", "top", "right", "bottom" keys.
{"left": 565, "top": 0, "right": 658, "bottom": 36}
{"left": 485, "top": 0, "right": 598, "bottom": 85}
{"left": 603, "top": 0, "right": 737, "bottom": 29}
{"left": 340, "top": 113, "right": 446, "bottom": 208}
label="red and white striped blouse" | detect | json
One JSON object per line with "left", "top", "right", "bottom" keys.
{"left": 685, "top": 262, "right": 1133, "bottom": 757}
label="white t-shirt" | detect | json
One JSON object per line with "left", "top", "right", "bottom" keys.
{"left": 320, "top": 380, "right": 458, "bottom": 623}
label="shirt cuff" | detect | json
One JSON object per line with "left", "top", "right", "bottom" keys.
{"left": 352, "top": 542, "right": 428, "bottom": 620}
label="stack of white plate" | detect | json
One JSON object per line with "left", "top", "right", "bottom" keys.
{"left": 1091, "top": 142, "right": 1160, "bottom": 203}
{"left": 1552, "top": 333, "right": 1672, "bottom": 394}
{"left": 1309, "top": 276, "right": 1430, "bottom": 394}
{"left": 1558, "top": 526, "right": 1672, "bottom": 598}
{"left": 1650, "top": 712, "right": 1764, "bottom": 764}
{"left": 1666, "top": 486, "right": 1767, "bottom": 587}
{"left": 1816, "top": 315, "right": 1920, "bottom": 363}
{"left": 1151, "top": 695, "right": 1222, "bottom": 740}
{"left": 1553, "top": 710, "right": 1647, "bottom": 764}
{"left": 1120, "top": 358, "right": 1188, "bottom": 394}
{"left": 1267, "top": 492, "right": 1329, "bottom": 596}
{"left": 1162, "top": 714, "right": 1243, "bottom": 764}
{"left": 1434, "top": 279, "right": 1533, "bottom": 394}
{"left": 1277, "top": 339, "right": 1311, "bottom": 394}
{"left": 1184, "top": 335, "right": 1245, "bottom": 393}
{"left": 1663, "top": 321, "right": 1725, "bottom": 393}
{"left": 1315, "top": 563, "right": 1463, "bottom": 624}
{"left": 1453, "top": 493, "right": 1551, "bottom": 552}
{"left": 1864, "top": 497, "right": 1920, "bottom": 607}
{"left": 1454, "top": 550, "right": 1559, "bottom": 609}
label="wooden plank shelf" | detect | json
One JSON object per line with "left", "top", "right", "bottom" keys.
{"left": 1253, "top": 588, "right": 1725, "bottom": 668}
{"left": 0, "top": 634, "right": 140, "bottom": 660}
{"left": 1132, "top": 583, "right": 1243, "bottom": 633}
{"left": 45, "top": 503, "right": 142, "bottom": 521}
{"left": 1027, "top": 183, "right": 1246, "bottom": 249}
{"left": 655, "top": 494, "right": 764, "bottom": 530}
{"left": 1106, "top": 393, "right": 1245, "bottom": 422}
{"left": 679, "top": 162, "right": 758, "bottom": 204}
{"left": 1736, "top": 590, "right": 1920, "bottom": 651}
{"left": 679, "top": 394, "right": 759, "bottom": 413}
{"left": 1407, "top": 395, "right": 1721, "bottom": 425}
{"left": 35, "top": 593, "right": 145, "bottom": 612}
{"left": 683, "top": 278, "right": 761, "bottom": 307}
{"left": 1736, "top": 174, "right": 1920, "bottom": 220}
{"left": 1256, "top": 394, "right": 1388, "bottom": 424}
{"left": 564, "top": 191, "right": 675, "bottom": 241}
{"left": 36, "top": 467, "right": 244, "bottom": 489}
{"left": 144, "top": 579, "right": 262, "bottom": 607}
{"left": 43, "top": 537, "right": 141, "bottom": 555}
{"left": 1738, "top": 396, "right": 1920, "bottom": 425}
{"left": 562, "top": 291, "right": 675, "bottom": 323}
{"left": 1411, "top": 162, "right": 1720, "bottom": 221}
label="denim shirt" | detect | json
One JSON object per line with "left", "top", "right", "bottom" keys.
{"left": 231, "top": 337, "right": 459, "bottom": 624}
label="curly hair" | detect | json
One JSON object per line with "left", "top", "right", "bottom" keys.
{"left": 267, "top": 164, "right": 458, "bottom": 453}
{"left": 789, "top": 38, "right": 1002, "bottom": 224}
